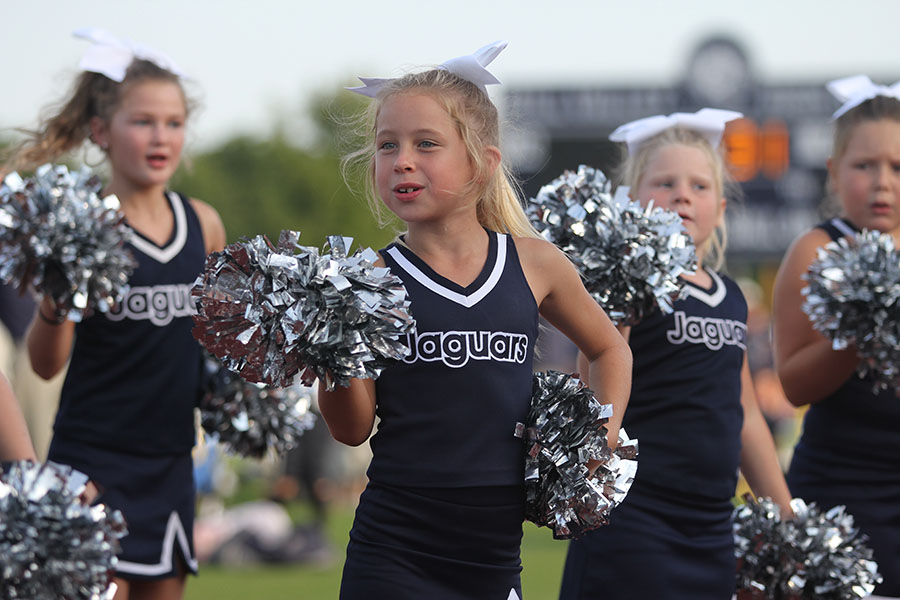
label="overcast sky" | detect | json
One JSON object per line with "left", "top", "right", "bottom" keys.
{"left": 3, "top": 0, "right": 899, "bottom": 151}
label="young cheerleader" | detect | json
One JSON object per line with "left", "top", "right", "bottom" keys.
{"left": 772, "top": 76, "right": 900, "bottom": 596}
{"left": 559, "top": 110, "right": 793, "bottom": 600}
{"left": 320, "top": 42, "right": 632, "bottom": 600}
{"left": 0, "top": 370, "right": 36, "bottom": 461}
{"left": 6, "top": 28, "right": 225, "bottom": 600}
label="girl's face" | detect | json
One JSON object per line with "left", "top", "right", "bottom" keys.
{"left": 92, "top": 79, "right": 187, "bottom": 192}
{"left": 374, "top": 92, "right": 479, "bottom": 226}
{"left": 634, "top": 143, "right": 725, "bottom": 249}
{"left": 829, "top": 118, "right": 900, "bottom": 236}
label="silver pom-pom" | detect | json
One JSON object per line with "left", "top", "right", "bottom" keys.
{"left": 515, "top": 370, "right": 638, "bottom": 539}
{"left": 0, "top": 460, "right": 127, "bottom": 600}
{"left": 733, "top": 494, "right": 882, "bottom": 598}
{"left": 191, "top": 231, "right": 415, "bottom": 390}
{"left": 200, "top": 355, "right": 316, "bottom": 458}
{"left": 526, "top": 165, "right": 696, "bottom": 325}
{"left": 527, "top": 165, "right": 697, "bottom": 325}
{"left": 802, "top": 229, "right": 900, "bottom": 395}
{"left": 0, "top": 164, "right": 136, "bottom": 322}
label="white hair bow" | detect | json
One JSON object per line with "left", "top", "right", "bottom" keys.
{"left": 609, "top": 108, "right": 743, "bottom": 155}
{"left": 346, "top": 40, "right": 507, "bottom": 98}
{"left": 827, "top": 75, "right": 900, "bottom": 120}
{"left": 73, "top": 27, "right": 187, "bottom": 82}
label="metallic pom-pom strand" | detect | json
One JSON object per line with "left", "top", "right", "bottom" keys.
{"left": 733, "top": 494, "right": 882, "bottom": 598}
{"left": 0, "top": 460, "right": 127, "bottom": 600}
{"left": 191, "top": 231, "right": 415, "bottom": 390}
{"left": 0, "top": 165, "right": 136, "bottom": 322}
{"left": 200, "top": 355, "right": 316, "bottom": 458}
{"left": 526, "top": 165, "right": 696, "bottom": 325}
{"left": 802, "top": 229, "right": 900, "bottom": 395}
{"left": 515, "top": 370, "right": 638, "bottom": 539}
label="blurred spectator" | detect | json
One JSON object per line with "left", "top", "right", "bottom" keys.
{"left": 269, "top": 414, "right": 336, "bottom": 528}
{"left": 194, "top": 499, "right": 333, "bottom": 567}
{"left": 0, "top": 284, "right": 63, "bottom": 459}
{"left": 737, "top": 277, "right": 799, "bottom": 469}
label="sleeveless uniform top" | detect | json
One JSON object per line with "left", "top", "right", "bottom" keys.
{"left": 790, "top": 217, "right": 900, "bottom": 480}
{"left": 624, "top": 268, "right": 748, "bottom": 500}
{"left": 369, "top": 230, "right": 539, "bottom": 488}
{"left": 54, "top": 191, "right": 206, "bottom": 455}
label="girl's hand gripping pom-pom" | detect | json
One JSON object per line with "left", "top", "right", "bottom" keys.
{"left": 200, "top": 354, "right": 316, "bottom": 458}
{"left": 515, "top": 370, "right": 638, "bottom": 539}
{"left": 526, "top": 165, "right": 697, "bottom": 326}
{"left": 191, "top": 231, "right": 416, "bottom": 390}
{"left": 802, "top": 229, "right": 900, "bottom": 395}
{"left": 0, "top": 460, "right": 127, "bottom": 600}
{"left": 0, "top": 164, "right": 136, "bottom": 322}
{"left": 733, "top": 494, "right": 882, "bottom": 599}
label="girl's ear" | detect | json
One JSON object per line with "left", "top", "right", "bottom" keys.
{"left": 716, "top": 195, "right": 728, "bottom": 227}
{"left": 89, "top": 116, "right": 109, "bottom": 151}
{"left": 484, "top": 145, "right": 501, "bottom": 177}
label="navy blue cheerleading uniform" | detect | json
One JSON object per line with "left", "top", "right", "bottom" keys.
{"left": 48, "top": 191, "right": 205, "bottom": 580}
{"left": 560, "top": 268, "right": 748, "bottom": 600}
{"left": 339, "top": 230, "right": 538, "bottom": 600}
{"left": 787, "top": 217, "right": 900, "bottom": 596}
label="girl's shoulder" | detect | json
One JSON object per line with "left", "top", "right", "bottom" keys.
{"left": 509, "top": 235, "right": 565, "bottom": 267}
{"left": 510, "top": 235, "right": 583, "bottom": 306}
{"left": 185, "top": 196, "right": 226, "bottom": 254}
{"left": 773, "top": 227, "right": 835, "bottom": 305}
{"left": 782, "top": 227, "right": 834, "bottom": 271}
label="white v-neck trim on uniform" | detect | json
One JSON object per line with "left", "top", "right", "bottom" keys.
{"left": 128, "top": 191, "right": 187, "bottom": 264}
{"left": 830, "top": 217, "right": 856, "bottom": 238}
{"left": 683, "top": 268, "right": 726, "bottom": 307}
{"left": 386, "top": 233, "right": 508, "bottom": 309}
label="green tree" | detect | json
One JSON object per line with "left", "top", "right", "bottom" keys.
{"left": 171, "top": 91, "right": 395, "bottom": 252}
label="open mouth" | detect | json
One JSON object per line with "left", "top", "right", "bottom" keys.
{"left": 395, "top": 186, "right": 422, "bottom": 194}
{"left": 147, "top": 154, "right": 168, "bottom": 167}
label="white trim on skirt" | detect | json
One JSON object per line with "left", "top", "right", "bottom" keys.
{"left": 117, "top": 511, "right": 198, "bottom": 576}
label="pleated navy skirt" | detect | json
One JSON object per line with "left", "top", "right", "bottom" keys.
{"left": 788, "top": 453, "right": 900, "bottom": 597}
{"left": 48, "top": 437, "right": 197, "bottom": 580}
{"left": 559, "top": 480, "right": 735, "bottom": 600}
{"left": 340, "top": 481, "right": 525, "bottom": 600}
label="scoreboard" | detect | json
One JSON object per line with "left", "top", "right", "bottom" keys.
{"left": 502, "top": 36, "right": 895, "bottom": 262}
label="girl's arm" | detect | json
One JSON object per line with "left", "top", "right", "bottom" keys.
{"left": 519, "top": 238, "right": 632, "bottom": 445}
{"left": 0, "top": 372, "right": 37, "bottom": 461}
{"left": 316, "top": 251, "right": 384, "bottom": 447}
{"left": 738, "top": 356, "right": 793, "bottom": 515}
{"left": 26, "top": 299, "right": 76, "bottom": 380}
{"left": 318, "top": 377, "right": 377, "bottom": 446}
{"left": 772, "top": 230, "right": 859, "bottom": 406}
{"left": 576, "top": 325, "right": 631, "bottom": 384}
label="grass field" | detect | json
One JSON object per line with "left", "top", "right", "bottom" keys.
{"left": 185, "top": 504, "right": 568, "bottom": 599}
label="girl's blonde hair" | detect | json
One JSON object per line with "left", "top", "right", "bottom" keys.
{"left": 6, "top": 59, "right": 189, "bottom": 172}
{"left": 341, "top": 68, "right": 539, "bottom": 239}
{"left": 618, "top": 126, "right": 733, "bottom": 270}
